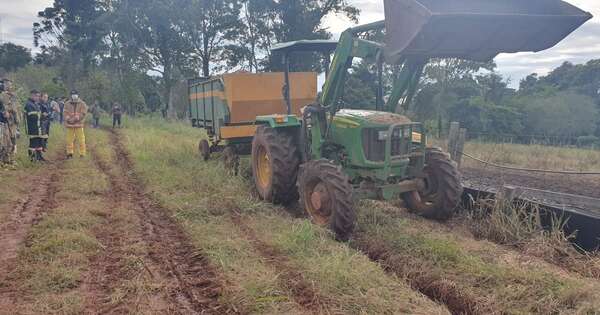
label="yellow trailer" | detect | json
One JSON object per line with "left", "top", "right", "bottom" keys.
{"left": 189, "top": 72, "right": 317, "bottom": 160}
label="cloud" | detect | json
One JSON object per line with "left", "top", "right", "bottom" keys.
{"left": 325, "top": 0, "right": 600, "bottom": 88}
{"left": 0, "top": 0, "right": 54, "bottom": 50}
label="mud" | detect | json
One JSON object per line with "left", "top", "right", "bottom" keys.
{"left": 231, "top": 214, "right": 334, "bottom": 314}
{"left": 85, "top": 146, "right": 150, "bottom": 313}
{"left": 0, "top": 159, "right": 63, "bottom": 310}
{"left": 462, "top": 166, "right": 600, "bottom": 200}
{"left": 352, "top": 234, "right": 491, "bottom": 315}
{"left": 105, "top": 129, "right": 237, "bottom": 314}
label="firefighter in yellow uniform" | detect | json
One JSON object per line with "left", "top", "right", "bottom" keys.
{"left": 64, "top": 90, "right": 88, "bottom": 158}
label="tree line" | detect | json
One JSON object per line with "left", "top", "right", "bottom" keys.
{"left": 23, "top": 0, "right": 358, "bottom": 117}
{"left": 0, "top": 0, "right": 598, "bottom": 146}
{"left": 344, "top": 58, "right": 600, "bottom": 146}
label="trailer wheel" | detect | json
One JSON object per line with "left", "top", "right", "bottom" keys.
{"left": 199, "top": 139, "right": 210, "bottom": 161}
{"left": 403, "top": 148, "right": 463, "bottom": 220}
{"left": 251, "top": 126, "right": 300, "bottom": 204}
{"left": 298, "top": 160, "right": 356, "bottom": 241}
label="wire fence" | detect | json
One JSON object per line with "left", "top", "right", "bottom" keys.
{"left": 459, "top": 151, "right": 600, "bottom": 175}
{"left": 466, "top": 132, "right": 600, "bottom": 150}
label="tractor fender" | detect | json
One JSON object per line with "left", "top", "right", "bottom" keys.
{"left": 255, "top": 114, "right": 301, "bottom": 129}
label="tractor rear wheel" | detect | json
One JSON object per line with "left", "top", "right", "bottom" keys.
{"left": 403, "top": 148, "right": 463, "bottom": 220}
{"left": 298, "top": 160, "right": 356, "bottom": 241}
{"left": 199, "top": 139, "right": 210, "bottom": 161}
{"left": 251, "top": 126, "right": 300, "bottom": 204}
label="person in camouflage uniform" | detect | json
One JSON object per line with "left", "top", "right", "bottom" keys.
{"left": 0, "top": 79, "right": 21, "bottom": 165}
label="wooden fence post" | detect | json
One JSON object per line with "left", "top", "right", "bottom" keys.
{"left": 455, "top": 128, "right": 467, "bottom": 168}
{"left": 447, "top": 122, "right": 460, "bottom": 161}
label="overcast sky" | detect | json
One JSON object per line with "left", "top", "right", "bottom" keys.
{"left": 1, "top": 0, "right": 599, "bottom": 87}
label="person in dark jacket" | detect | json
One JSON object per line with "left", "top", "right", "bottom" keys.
{"left": 40, "top": 93, "right": 51, "bottom": 151}
{"left": 24, "top": 90, "right": 45, "bottom": 161}
{"left": 112, "top": 102, "right": 122, "bottom": 128}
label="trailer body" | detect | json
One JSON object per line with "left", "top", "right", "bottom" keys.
{"left": 189, "top": 72, "right": 317, "bottom": 145}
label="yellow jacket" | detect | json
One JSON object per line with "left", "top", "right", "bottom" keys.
{"left": 64, "top": 99, "right": 88, "bottom": 128}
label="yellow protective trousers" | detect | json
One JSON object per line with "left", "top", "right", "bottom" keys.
{"left": 66, "top": 127, "right": 86, "bottom": 156}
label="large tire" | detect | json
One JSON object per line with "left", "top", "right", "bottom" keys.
{"left": 297, "top": 160, "right": 356, "bottom": 241}
{"left": 403, "top": 148, "right": 463, "bottom": 220}
{"left": 251, "top": 126, "right": 300, "bottom": 204}
{"left": 199, "top": 139, "right": 210, "bottom": 161}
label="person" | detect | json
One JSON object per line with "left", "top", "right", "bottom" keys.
{"left": 58, "top": 97, "right": 65, "bottom": 124}
{"left": 50, "top": 97, "right": 60, "bottom": 122}
{"left": 40, "top": 93, "right": 51, "bottom": 151}
{"left": 0, "top": 79, "right": 21, "bottom": 165}
{"left": 24, "top": 90, "right": 45, "bottom": 161}
{"left": 64, "top": 90, "right": 88, "bottom": 159}
{"left": 112, "top": 102, "right": 122, "bottom": 128}
{"left": 0, "top": 88, "right": 11, "bottom": 166}
{"left": 90, "top": 100, "right": 101, "bottom": 128}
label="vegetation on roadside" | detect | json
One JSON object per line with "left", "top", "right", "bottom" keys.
{"left": 121, "top": 117, "right": 600, "bottom": 314}
{"left": 462, "top": 140, "right": 600, "bottom": 171}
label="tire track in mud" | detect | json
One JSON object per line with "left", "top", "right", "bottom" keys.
{"left": 0, "top": 159, "right": 63, "bottom": 309}
{"left": 352, "top": 233, "right": 488, "bottom": 315}
{"left": 85, "top": 146, "right": 148, "bottom": 313}
{"left": 104, "top": 129, "right": 237, "bottom": 314}
{"left": 230, "top": 214, "right": 337, "bottom": 314}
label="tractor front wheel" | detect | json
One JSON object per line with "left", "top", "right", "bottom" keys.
{"left": 251, "top": 126, "right": 300, "bottom": 204}
{"left": 199, "top": 139, "right": 210, "bottom": 161}
{"left": 403, "top": 148, "right": 463, "bottom": 220}
{"left": 298, "top": 160, "right": 356, "bottom": 241}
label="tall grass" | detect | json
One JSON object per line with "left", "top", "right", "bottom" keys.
{"left": 462, "top": 141, "right": 600, "bottom": 171}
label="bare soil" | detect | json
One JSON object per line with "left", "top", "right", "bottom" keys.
{"left": 461, "top": 166, "right": 600, "bottom": 214}
{"left": 105, "top": 129, "right": 237, "bottom": 314}
{"left": 0, "top": 158, "right": 63, "bottom": 310}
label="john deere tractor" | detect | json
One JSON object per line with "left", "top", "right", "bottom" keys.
{"left": 250, "top": 0, "right": 592, "bottom": 240}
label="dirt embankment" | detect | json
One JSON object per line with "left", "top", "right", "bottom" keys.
{"left": 0, "top": 159, "right": 64, "bottom": 309}
{"left": 95, "top": 129, "right": 238, "bottom": 314}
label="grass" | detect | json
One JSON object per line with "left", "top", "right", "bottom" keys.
{"left": 464, "top": 198, "right": 600, "bottom": 280}
{"left": 121, "top": 116, "right": 600, "bottom": 314}
{"left": 5, "top": 116, "right": 600, "bottom": 314}
{"left": 121, "top": 116, "right": 449, "bottom": 314}
{"left": 11, "top": 131, "right": 107, "bottom": 314}
{"left": 462, "top": 141, "right": 600, "bottom": 171}
{"left": 352, "top": 201, "right": 600, "bottom": 314}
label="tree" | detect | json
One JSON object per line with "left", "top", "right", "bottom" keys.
{"left": 0, "top": 43, "right": 32, "bottom": 72}
{"left": 180, "top": 0, "right": 241, "bottom": 77}
{"left": 121, "top": 0, "right": 193, "bottom": 117}
{"left": 522, "top": 91, "right": 598, "bottom": 137}
{"left": 34, "top": 0, "right": 109, "bottom": 70}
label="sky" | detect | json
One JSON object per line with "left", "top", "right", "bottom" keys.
{"left": 1, "top": 0, "right": 599, "bottom": 87}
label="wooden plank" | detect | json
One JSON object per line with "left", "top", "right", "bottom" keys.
{"left": 220, "top": 125, "right": 257, "bottom": 139}
{"left": 455, "top": 128, "right": 467, "bottom": 168}
{"left": 447, "top": 122, "right": 460, "bottom": 161}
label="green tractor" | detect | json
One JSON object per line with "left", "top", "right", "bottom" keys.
{"left": 250, "top": 0, "right": 592, "bottom": 240}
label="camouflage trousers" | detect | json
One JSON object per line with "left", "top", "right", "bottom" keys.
{"left": 0, "top": 122, "right": 13, "bottom": 164}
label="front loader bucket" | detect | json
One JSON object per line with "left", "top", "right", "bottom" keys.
{"left": 384, "top": 0, "right": 593, "bottom": 63}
